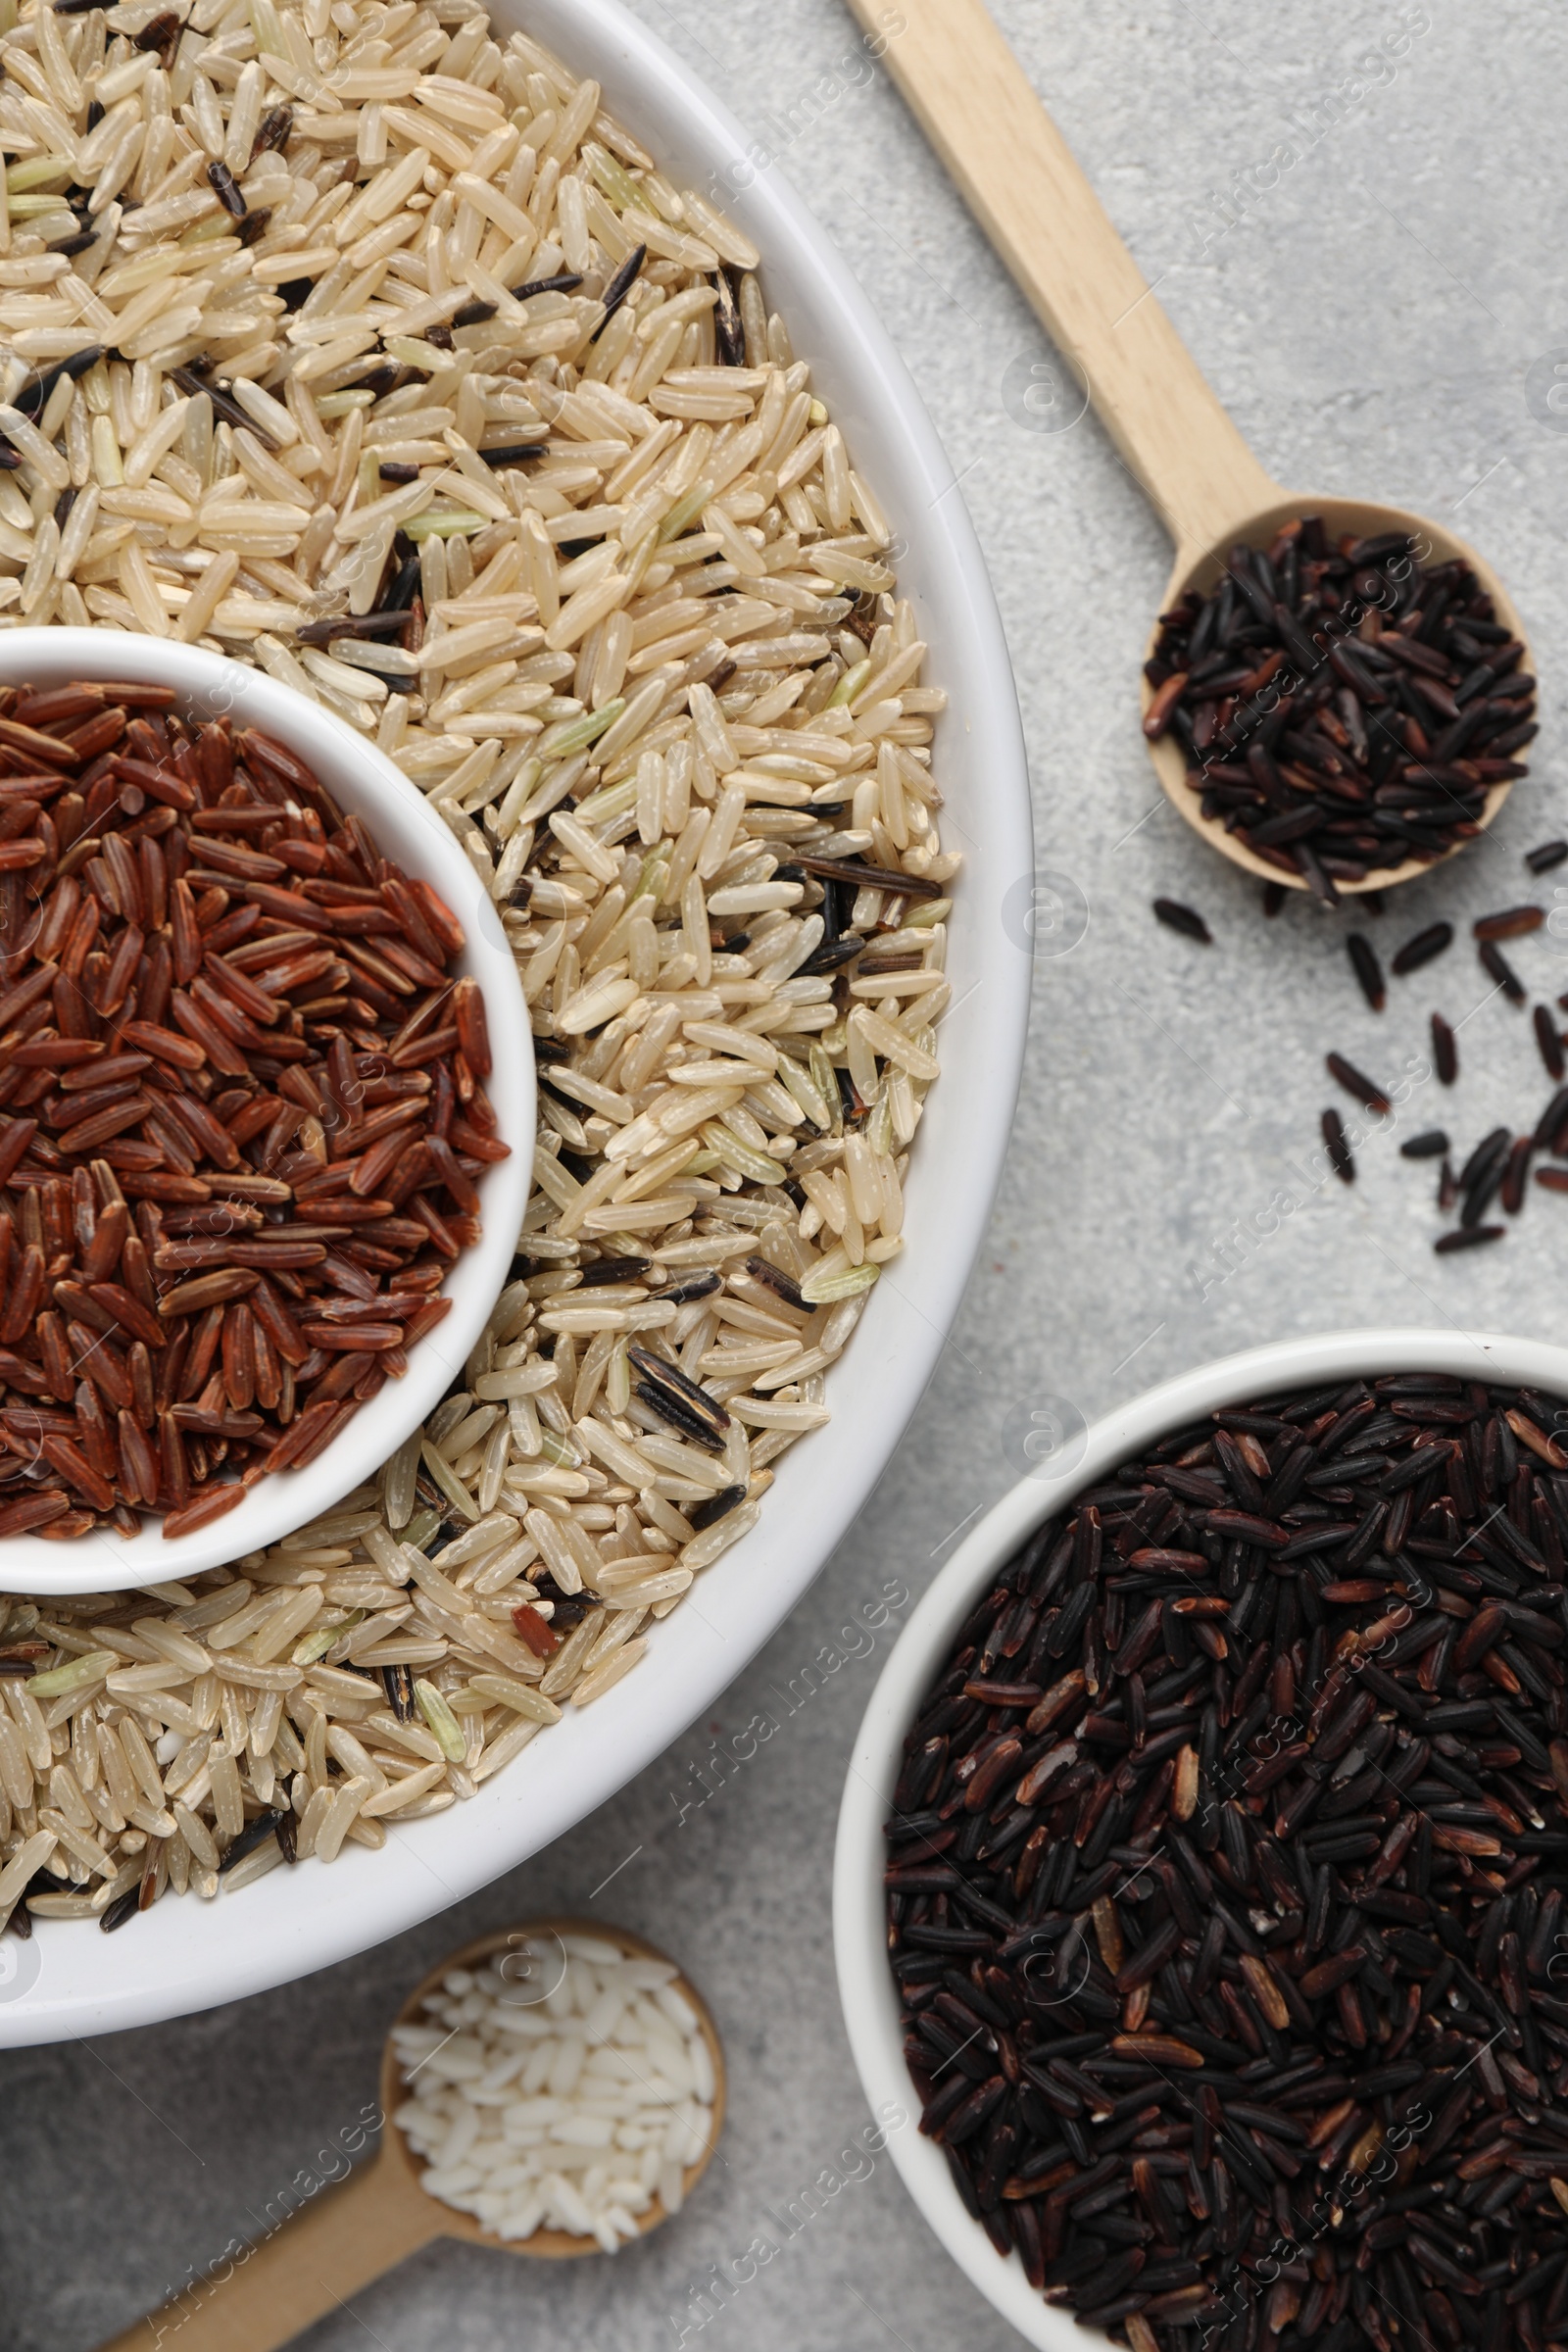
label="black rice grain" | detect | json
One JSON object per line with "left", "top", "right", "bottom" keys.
{"left": 1435, "top": 1224, "right": 1504, "bottom": 1251}
{"left": 1458, "top": 1122, "right": 1510, "bottom": 1199}
{"left": 1475, "top": 905, "right": 1544, "bottom": 941}
{"left": 1535, "top": 1004, "right": 1565, "bottom": 1081}
{"left": 889, "top": 1371, "right": 1568, "bottom": 2351}
{"left": 1322, "top": 1107, "right": 1353, "bottom": 1182}
{"left": 1393, "top": 922, "right": 1454, "bottom": 976}
{"left": 1432, "top": 1011, "right": 1458, "bottom": 1085}
{"left": 1347, "top": 932, "right": 1386, "bottom": 1010}
{"left": 1400, "top": 1130, "right": 1448, "bottom": 1159}
{"left": 1326, "top": 1052, "right": 1391, "bottom": 1113}
{"left": 1527, "top": 840, "right": 1568, "bottom": 874}
{"left": 1501, "top": 1134, "right": 1534, "bottom": 1213}
{"left": 1482, "top": 939, "right": 1527, "bottom": 1003}
{"left": 1152, "top": 899, "right": 1211, "bottom": 944}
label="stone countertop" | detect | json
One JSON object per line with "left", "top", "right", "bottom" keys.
{"left": 6, "top": 2, "right": 1568, "bottom": 2345}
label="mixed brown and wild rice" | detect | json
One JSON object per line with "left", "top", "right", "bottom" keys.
{"left": 0, "top": 0, "right": 957, "bottom": 1928}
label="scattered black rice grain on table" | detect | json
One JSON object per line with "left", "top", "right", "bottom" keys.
{"left": 1144, "top": 519, "right": 1536, "bottom": 888}
{"left": 1346, "top": 932, "right": 1385, "bottom": 1010}
{"left": 1326, "top": 1052, "right": 1391, "bottom": 1114}
{"left": 1481, "top": 938, "right": 1527, "bottom": 1003}
{"left": 1432, "top": 1011, "right": 1458, "bottom": 1085}
{"left": 1460, "top": 1148, "right": 1508, "bottom": 1225}
{"left": 1536, "top": 1004, "right": 1566, "bottom": 1081}
{"left": 1475, "top": 905, "right": 1544, "bottom": 941}
{"left": 1321, "top": 1106, "right": 1354, "bottom": 1181}
{"left": 1457, "top": 1124, "right": 1511, "bottom": 1226}
{"left": 1527, "top": 839, "right": 1568, "bottom": 874}
{"left": 1392, "top": 920, "right": 1453, "bottom": 975}
{"left": 1152, "top": 898, "right": 1212, "bottom": 945}
{"left": 1438, "top": 1156, "right": 1458, "bottom": 1208}
{"left": 1434, "top": 1222, "right": 1504, "bottom": 1250}
{"left": 1502, "top": 1134, "right": 1535, "bottom": 1213}
{"left": 1538, "top": 1168, "right": 1568, "bottom": 1194}
{"left": 887, "top": 1372, "right": 1568, "bottom": 2352}
{"left": 1400, "top": 1129, "right": 1448, "bottom": 1158}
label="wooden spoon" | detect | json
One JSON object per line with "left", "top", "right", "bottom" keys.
{"left": 847, "top": 0, "right": 1533, "bottom": 897}
{"left": 97, "top": 1920, "right": 725, "bottom": 2352}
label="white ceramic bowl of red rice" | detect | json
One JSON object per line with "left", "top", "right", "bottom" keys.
{"left": 0, "top": 630, "right": 533, "bottom": 1592}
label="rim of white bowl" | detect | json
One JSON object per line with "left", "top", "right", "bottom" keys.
{"left": 0, "top": 629, "right": 533, "bottom": 1592}
{"left": 833, "top": 1328, "right": 1568, "bottom": 2351}
{"left": 0, "top": 0, "right": 1033, "bottom": 2041}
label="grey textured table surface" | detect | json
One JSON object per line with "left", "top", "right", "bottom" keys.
{"left": 6, "top": 2, "right": 1568, "bottom": 2346}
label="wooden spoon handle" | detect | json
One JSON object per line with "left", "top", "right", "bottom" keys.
{"left": 846, "top": 0, "right": 1280, "bottom": 561}
{"left": 95, "top": 2150, "right": 445, "bottom": 2352}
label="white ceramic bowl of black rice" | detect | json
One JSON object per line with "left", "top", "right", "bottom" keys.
{"left": 0, "top": 0, "right": 1030, "bottom": 2044}
{"left": 835, "top": 1330, "right": 1568, "bottom": 2352}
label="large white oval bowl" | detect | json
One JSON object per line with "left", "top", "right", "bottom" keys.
{"left": 0, "top": 631, "right": 533, "bottom": 1592}
{"left": 0, "top": 0, "right": 1031, "bottom": 2042}
{"left": 833, "top": 1329, "right": 1568, "bottom": 2351}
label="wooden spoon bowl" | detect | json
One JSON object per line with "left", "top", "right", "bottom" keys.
{"left": 98, "top": 1919, "right": 725, "bottom": 2352}
{"left": 1143, "top": 493, "right": 1533, "bottom": 896}
{"left": 378, "top": 1917, "right": 726, "bottom": 2260}
{"left": 850, "top": 0, "right": 1535, "bottom": 898}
